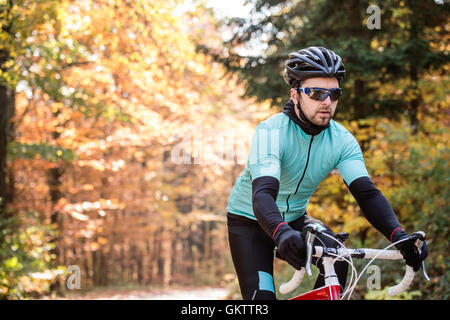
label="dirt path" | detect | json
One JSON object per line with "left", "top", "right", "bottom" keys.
{"left": 61, "top": 287, "right": 230, "bottom": 300}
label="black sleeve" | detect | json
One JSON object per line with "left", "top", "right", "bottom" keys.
{"left": 252, "top": 176, "right": 284, "bottom": 238}
{"left": 347, "top": 176, "right": 402, "bottom": 241}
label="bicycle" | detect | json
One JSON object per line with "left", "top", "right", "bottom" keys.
{"left": 279, "top": 223, "right": 429, "bottom": 300}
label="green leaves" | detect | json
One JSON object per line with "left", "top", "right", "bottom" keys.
{"left": 7, "top": 141, "right": 77, "bottom": 162}
{"left": 0, "top": 210, "right": 57, "bottom": 299}
{"left": 4, "top": 256, "right": 22, "bottom": 270}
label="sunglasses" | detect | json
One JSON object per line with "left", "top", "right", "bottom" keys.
{"left": 296, "top": 87, "right": 342, "bottom": 101}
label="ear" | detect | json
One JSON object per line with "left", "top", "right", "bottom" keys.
{"left": 290, "top": 88, "right": 299, "bottom": 104}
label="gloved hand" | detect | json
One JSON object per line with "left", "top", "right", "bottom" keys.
{"left": 392, "top": 229, "right": 428, "bottom": 272}
{"left": 273, "top": 223, "right": 306, "bottom": 270}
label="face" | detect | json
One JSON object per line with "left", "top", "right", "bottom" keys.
{"left": 290, "top": 77, "right": 340, "bottom": 126}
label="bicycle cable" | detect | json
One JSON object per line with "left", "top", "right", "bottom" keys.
{"left": 319, "top": 232, "right": 359, "bottom": 300}
{"left": 344, "top": 237, "right": 410, "bottom": 299}
{"left": 298, "top": 232, "right": 414, "bottom": 299}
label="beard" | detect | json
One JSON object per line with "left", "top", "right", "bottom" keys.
{"left": 309, "top": 109, "right": 334, "bottom": 126}
{"left": 295, "top": 102, "right": 331, "bottom": 136}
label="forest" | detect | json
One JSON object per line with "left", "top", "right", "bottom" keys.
{"left": 0, "top": 0, "right": 448, "bottom": 300}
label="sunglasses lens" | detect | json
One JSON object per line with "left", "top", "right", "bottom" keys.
{"left": 309, "top": 89, "right": 329, "bottom": 101}
{"left": 330, "top": 89, "right": 342, "bottom": 101}
{"left": 308, "top": 88, "right": 342, "bottom": 101}
{"left": 301, "top": 88, "right": 342, "bottom": 101}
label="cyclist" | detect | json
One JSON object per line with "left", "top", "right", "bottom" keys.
{"left": 226, "top": 46, "right": 427, "bottom": 300}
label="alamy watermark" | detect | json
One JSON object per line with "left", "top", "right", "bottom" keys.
{"left": 170, "top": 128, "right": 247, "bottom": 165}
{"left": 366, "top": 265, "right": 381, "bottom": 290}
{"left": 66, "top": 265, "right": 81, "bottom": 290}
{"left": 170, "top": 126, "right": 282, "bottom": 167}
{"left": 366, "top": 4, "right": 381, "bottom": 30}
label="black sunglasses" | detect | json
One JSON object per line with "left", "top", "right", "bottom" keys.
{"left": 296, "top": 87, "right": 342, "bottom": 101}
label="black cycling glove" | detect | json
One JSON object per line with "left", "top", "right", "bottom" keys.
{"left": 273, "top": 223, "right": 306, "bottom": 270}
{"left": 391, "top": 229, "right": 428, "bottom": 272}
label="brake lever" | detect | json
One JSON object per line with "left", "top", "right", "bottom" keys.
{"left": 414, "top": 231, "right": 430, "bottom": 281}
{"left": 303, "top": 223, "right": 326, "bottom": 277}
{"left": 422, "top": 261, "right": 430, "bottom": 281}
{"left": 305, "top": 232, "right": 315, "bottom": 277}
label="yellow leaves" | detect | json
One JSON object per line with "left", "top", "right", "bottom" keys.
{"left": 2, "top": 59, "right": 14, "bottom": 69}
{"left": 436, "top": 142, "right": 446, "bottom": 151}
{"left": 129, "top": 51, "right": 141, "bottom": 63}
{"left": 89, "top": 236, "right": 109, "bottom": 251}
{"left": 51, "top": 102, "right": 63, "bottom": 113}
{"left": 97, "top": 236, "right": 108, "bottom": 245}
{"left": 0, "top": 31, "right": 11, "bottom": 43}
{"left": 345, "top": 215, "right": 370, "bottom": 234}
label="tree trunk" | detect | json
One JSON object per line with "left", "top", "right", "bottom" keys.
{"left": 204, "top": 220, "right": 210, "bottom": 261}
{"left": 120, "top": 245, "right": 126, "bottom": 283}
{"left": 0, "top": 82, "right": 15, "bottom": 215}
{"left": 46, "top": 123, "right": 66, "bottom": 295}
{"left": 149, "top": 238, "right": 154, "bottom": 285}
{"left": 47, "top": 166, "right": 64, "bottom": 263}
{"left": 92, "top": 249, "right": 99, "bottom": 286}
{"left": 0, "top": 2, "right": 16, "bottom": 216}
{"left": 137, "top": 248, "right": 143, "bottom": 285}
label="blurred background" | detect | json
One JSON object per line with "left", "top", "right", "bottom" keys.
{"left": 0, "top": 0, "right": 448, "bottom": 300}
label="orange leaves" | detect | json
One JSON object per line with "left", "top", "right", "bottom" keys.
{"left": 9, "top": 0, "right": 272, "bottom": 288}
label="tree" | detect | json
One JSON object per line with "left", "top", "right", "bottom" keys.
{"left": 1, "top": 0, "right": 58, "bottom": 213}
{"left": 213, "top": 0, "right": 449, "bottom": 127}
{"left": 4, "top": 0, "right": 267, "bottom": 297}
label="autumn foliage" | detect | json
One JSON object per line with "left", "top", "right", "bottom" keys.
{"left": 1, "top": 0, "right": 266, "bottom": 298}
{"left": 0, "top": 0, "right": 448, "bottom": 300}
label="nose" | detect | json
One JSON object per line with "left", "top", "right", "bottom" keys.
{"left": 322, "top": 95, "right": 332, "bottom": 105}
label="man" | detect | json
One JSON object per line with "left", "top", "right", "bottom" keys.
{"left": 226, "top": 46, "right": 427, "bottom": 300}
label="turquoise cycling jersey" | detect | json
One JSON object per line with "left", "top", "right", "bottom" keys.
{"left": 226, "top": 112, "right": 370, "bottom": 223}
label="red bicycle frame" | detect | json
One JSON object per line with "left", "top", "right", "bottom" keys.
{"left": 291, "top": 285, "right": 341, "bottom": 300}
{"left": 289, "top": 256, "right": 341, "bottom": 300}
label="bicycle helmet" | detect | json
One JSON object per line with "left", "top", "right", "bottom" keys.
{"left": 283, "top": 46, "right": 346, "bottom": 87}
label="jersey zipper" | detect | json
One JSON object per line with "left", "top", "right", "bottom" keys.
{"left": 283, "top": 135, "right": 314, "bottom": 220}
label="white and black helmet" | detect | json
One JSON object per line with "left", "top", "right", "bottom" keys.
{"left": 283, "top": 46, "right": 346, "bottom": 87}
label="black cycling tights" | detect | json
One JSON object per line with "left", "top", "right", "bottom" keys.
{"left": 227, "top": 213, "right": 348, "bottom": 300}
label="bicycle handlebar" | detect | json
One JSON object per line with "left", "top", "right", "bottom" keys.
{"left": 280, "top": 228, "right": 428, "bottom": 298}
{"left": 279, "top": 247, "right": 407, "bottom": 295}
{"left": 280, "top": 267, "right": 305, "bottom": 295}
{"left": 387, "top": 265, "right": 415, "bottom": 296}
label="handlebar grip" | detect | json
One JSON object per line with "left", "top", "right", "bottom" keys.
{"left": 279, "top": 268, "right": 306, "bottom": 295}
{"left": 387, "top": 265, "right": 415, "bottom": 296}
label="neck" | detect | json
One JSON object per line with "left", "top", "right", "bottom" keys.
{"left": 283, "top": 100, "right": 329, "bottom": 136}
